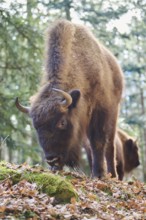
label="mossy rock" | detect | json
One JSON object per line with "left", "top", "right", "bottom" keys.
{"left": 0, "top": 161, "right": 77, "bottom": 203}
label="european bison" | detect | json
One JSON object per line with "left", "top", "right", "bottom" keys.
{"left": 15, "top": 20, "right": 124, "bottom": 178}
{"left": 116, "top": 129, "right": 140, "bottom": 180}
{"left": 84, "top": 129, "right": 140, "bottom": 180}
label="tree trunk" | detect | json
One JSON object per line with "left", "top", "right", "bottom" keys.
{"left": 140, "top": 87, "right": 146, "bottom": 181}
{"left": 64, "top": 0, "right": 72, "bottom": 20}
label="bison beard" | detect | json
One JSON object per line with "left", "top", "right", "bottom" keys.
{"left": 15, "top": 20, "right": 124, "bottom": 178}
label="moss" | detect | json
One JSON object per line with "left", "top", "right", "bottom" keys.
{"left": 65, "top": 175, "right": 74, "bottom": 181}
{"left": 0, "top": 161, "right": 77, "bottom": 203}
{"left": 0, "top": 161, "right": 21, "bottom": 183}
{"left": 24, "top": 171, "right": 77, "bottom": 202}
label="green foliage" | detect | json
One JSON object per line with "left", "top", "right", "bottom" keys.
{"left": 0, "top": 2, "right": 44, "bottom": 164}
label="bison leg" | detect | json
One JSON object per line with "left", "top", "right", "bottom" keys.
{"left": 89, "top": 108, "right": 118, "bottom": 178}
{"left": 117, "top": 162, "right": 124, "bottom": 180}
{"left": 106, "top": 138, "right": 117, "bottom": 178}
{"left": 91, "top": 142, "right": 107, "bottom": 178}
{"left": 105, "top": 108, "right": 119, "bottom": 178}
{"left": 88, "top": 109, "right": 109, "bottom": 178}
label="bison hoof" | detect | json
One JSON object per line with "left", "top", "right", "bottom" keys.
{"left": 92, "top": 170, "right": 105, "bottom": 179}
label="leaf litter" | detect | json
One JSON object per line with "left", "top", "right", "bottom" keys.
{"left": 0, "top": 163, "right": 146, "bottom": 219}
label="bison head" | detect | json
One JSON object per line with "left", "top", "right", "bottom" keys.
{"left": 124, "top": 138, "right": 140, "bottom": 172}
{"left": 15, "top": 88, "right": 83, "bottom": 171}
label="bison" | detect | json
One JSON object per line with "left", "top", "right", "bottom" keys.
{"left": 15, "top": 20, "right": 124, "bottom": 178}
{"left": 116, "top": 129, "right": 140, "bottom": 180}
{"left": 84, "top": 129, "right": 140, "bottom": 180}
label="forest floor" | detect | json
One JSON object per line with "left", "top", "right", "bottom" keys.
{"left": 0, "top": 162, "right": 146, "bottom": 220}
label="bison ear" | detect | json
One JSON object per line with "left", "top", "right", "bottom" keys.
{"left": 69, "top": 89, "right": 81, "bottom": 109}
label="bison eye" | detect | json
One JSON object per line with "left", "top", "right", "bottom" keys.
{"left": 56, "top": 117, "right": 67, "bottom": 130}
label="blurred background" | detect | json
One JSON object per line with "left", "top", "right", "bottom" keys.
{"left": 0, "top": 0, "right": 146, "bottom": 181}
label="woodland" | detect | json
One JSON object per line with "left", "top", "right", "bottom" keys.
{"left": 0, "top": 0, "right": 146, "bottom": 219}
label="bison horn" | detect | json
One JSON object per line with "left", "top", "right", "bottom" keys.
{"left": 15, "top": 97, "right": 30, "bottom": 114}
{"left": 52, "top": 88, "right": 72, "bottom": 108}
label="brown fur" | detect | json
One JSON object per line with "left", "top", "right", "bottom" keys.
{"left": 116, "top": 129, "right": 140, "bottom": 180}
{"left": 84, "top": 129, "right": 140, "bottom": 180}
{"left": 19, "top": 20, "right": 124, "bottom": 178}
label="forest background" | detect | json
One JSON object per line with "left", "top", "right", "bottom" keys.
{"left": 1, "top": 0, "right": 146, "bottom": 181}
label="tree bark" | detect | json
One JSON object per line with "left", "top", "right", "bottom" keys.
{"left": 140, "top": 87, "right": 146, "bottom": 181}
{"left": 64, "top": 0, "right": 72, "bottom": 20}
